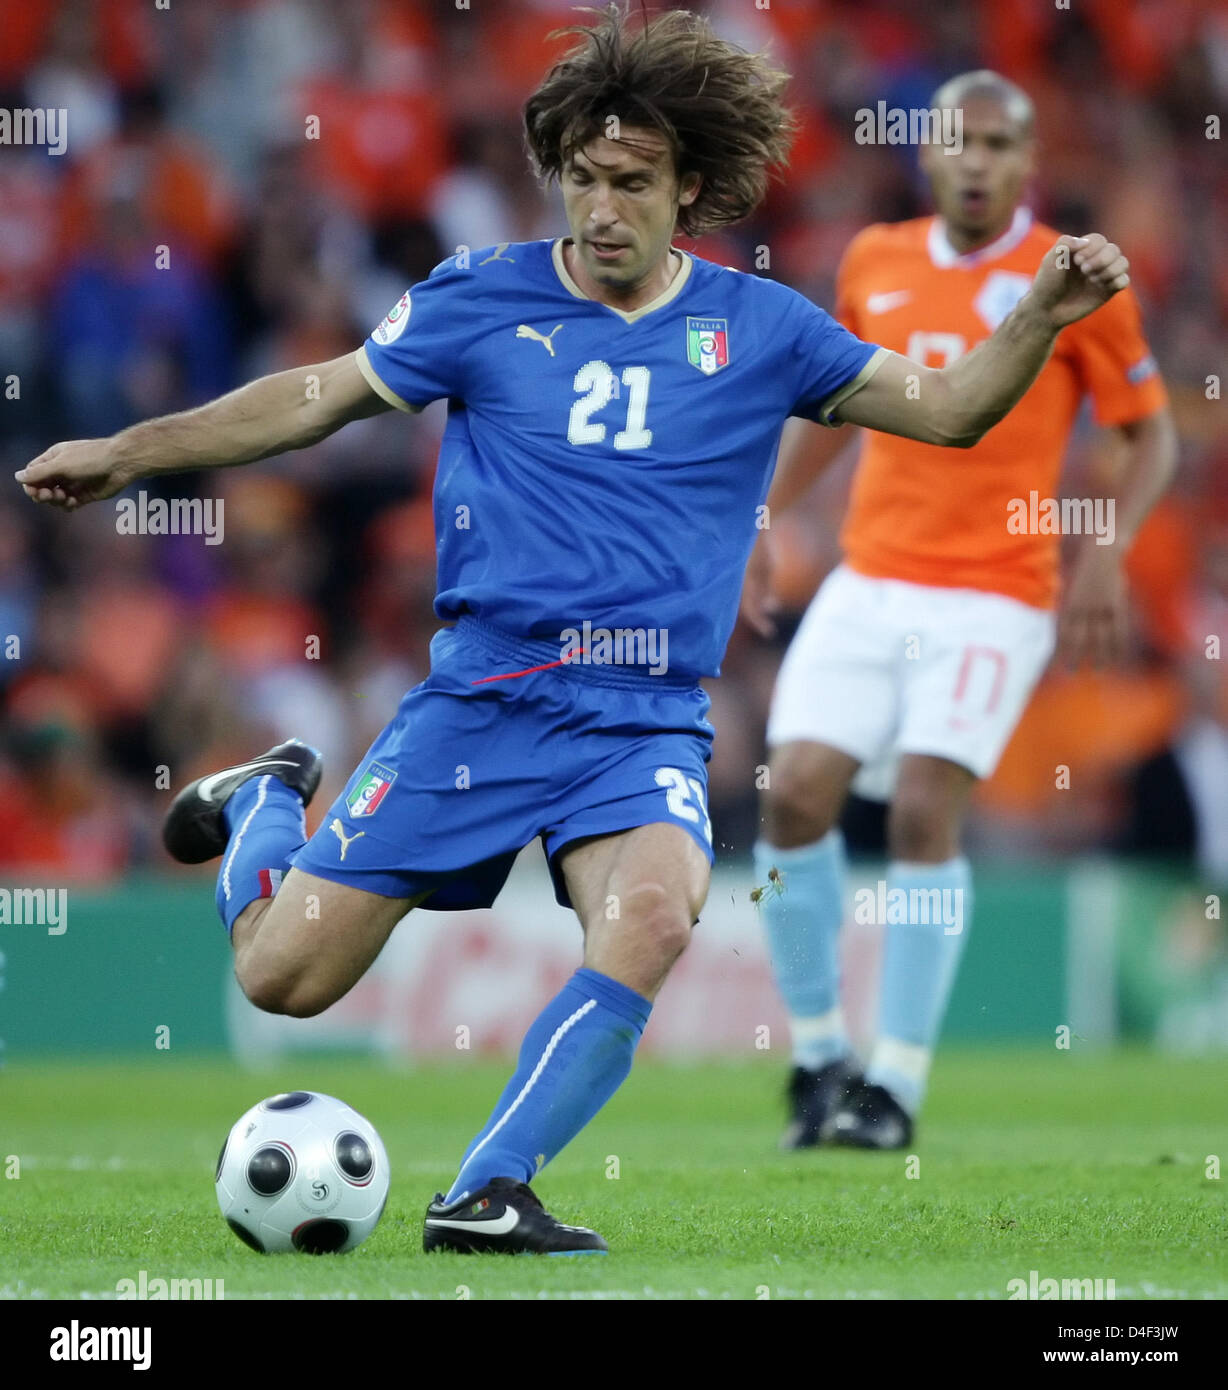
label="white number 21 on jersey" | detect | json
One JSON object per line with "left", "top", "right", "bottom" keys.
{"left": 568, "top": 361, "right": 652, "bottom": 450}
{"left": 655, "top": 767, "right": 713, "bottom": 845}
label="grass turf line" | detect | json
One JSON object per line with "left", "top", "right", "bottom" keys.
{"left": 1, "top": 1050, "right": 1224, "bottom": 1300}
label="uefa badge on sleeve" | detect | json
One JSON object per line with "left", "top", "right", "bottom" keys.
{"left": 373, "top": 291, "right": 412, "bottom": 345}
{"left": 686, "top": 317, "right": 730, "bottom": 375}
{"left": 346, "top": 762, "right": 397, "bottom": 818}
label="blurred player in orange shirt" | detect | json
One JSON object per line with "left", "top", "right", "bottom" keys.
{"left": 742, "top": 72, "right": 1177, "bottom": 1150}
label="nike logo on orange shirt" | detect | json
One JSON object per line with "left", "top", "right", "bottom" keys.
{"left": 866, "top": 290, "right": 913, "bottom": 314}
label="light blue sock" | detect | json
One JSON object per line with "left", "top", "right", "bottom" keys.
{"left": 867, "top": 857, "right": 973, "bottom": 1115}
{"left": 214, "top": 775, "right": 307, "bottom": 935}
{"left": 753, "top": 832, "right": 850, "bottom": 1071}
{"left": 445, "top": 968, "right": 651, "bottom": 1204}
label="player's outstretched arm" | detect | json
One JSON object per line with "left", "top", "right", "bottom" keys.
{"left": 837, "top": 234, "right": 1130, "bottom": 447}
{"left": 16, "top": 352, "right": 390, "bottom": 510}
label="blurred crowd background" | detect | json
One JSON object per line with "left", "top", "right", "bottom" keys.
{"left": 0, "top": 0, "right": 1225, "bottom": 889}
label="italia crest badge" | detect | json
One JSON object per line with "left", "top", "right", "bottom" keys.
{"left": 686, "top": 317, "right": 730, "bottom": 375}
{"left": 346, "top": 762, "right": 397, "bottom": 818}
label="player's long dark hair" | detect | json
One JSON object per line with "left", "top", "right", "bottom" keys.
{"left": 524, "top": 3, "right": 796, "bottom": 237}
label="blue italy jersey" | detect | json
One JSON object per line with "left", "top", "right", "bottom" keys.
{"left": 356, "top": 239, "right": 884, "bottom": 679}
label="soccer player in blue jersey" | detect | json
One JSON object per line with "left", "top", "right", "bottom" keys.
{"left": 19, "top": 5, "right": 1134, "bottom": 1254}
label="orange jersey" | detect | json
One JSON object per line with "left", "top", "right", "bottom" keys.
{"left": 836, "top": 211, "right": 1167, "bottom": 609}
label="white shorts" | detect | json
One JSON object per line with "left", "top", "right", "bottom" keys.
{"left": 766, "top": 564, "right": 1057, "bottom": 800}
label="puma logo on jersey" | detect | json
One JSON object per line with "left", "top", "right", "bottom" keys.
{"left": 479, "top": 243, "right": 516, "bottom": 265}
{"left": 866, "top": 290, "right": 913, "bottom": 314}
{"left": 516, "top": 323, "right": 564, "bottom": 355}
{"left": 329, "top": 818, "right": 366, "bottom": 861}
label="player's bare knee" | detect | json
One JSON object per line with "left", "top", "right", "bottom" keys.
{"left": 237, "top": 959, "right": 335, "bottom": 1019}
{"left": 231, "top": 897, "right": 271, "bottom": 946}
{"left": 764, "top": 761, "right": 836, "bottom": 847}
{"left": 277, "top": 980, "right": 338, "bottom": 1019}
{"left": 887, "top": 794, "right": 954, "bottom": 863}
{"left": 621, "top": 882, "right": 693, "bottom": 963}
{"left": 235, "top": 959, "right": 287, "bottom": 1016}
{"left": 247, "top": 979, "right": 333, "bottom": 1020}
{"left": 237, "top": 968, "right": 287, "bottom": 1016}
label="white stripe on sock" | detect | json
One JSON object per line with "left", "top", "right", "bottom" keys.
{"left": 460, "top": 997, "right": 599, "bottom": 1173}
{"left": 221, "top": 774, "right": 270, "bottom": 902}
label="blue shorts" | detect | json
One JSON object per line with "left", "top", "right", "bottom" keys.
{"left": 290, "top": 616, "right": 715, "bottom": 910}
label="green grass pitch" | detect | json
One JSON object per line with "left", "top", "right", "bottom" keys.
{"left": 2, "top": 1050, "right": 1224, "bottom": 1300}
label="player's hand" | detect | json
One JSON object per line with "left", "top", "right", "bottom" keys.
{"left": 1057, "top": 545, "right": 1128, "bottom": 668}
{"left": 1030, "top": 234, "right": 1130, "bottom": 330}
{"left": 15, "top": 439, "right": 135, "bottom": 509}
{"left": 739, "top": 530, "right": 780, "bottom": 639}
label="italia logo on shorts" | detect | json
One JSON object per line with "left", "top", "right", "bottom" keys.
{"left": 686, "top": 317, "right": 730, "bottom": 375}
{"left": 346, "top": 762, "right": 397, "bottom": 818}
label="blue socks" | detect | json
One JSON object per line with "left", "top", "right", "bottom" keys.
{"left": 445, "top": 968, "right": 651, "bottom": 1204}
{"left": 754, "top": 832, "right": 850, "bottom": 1071}
{"left": 867, "top": 857, "right": 973, "bottom": 1114}
{"left": 215, "top": 775, "right": 307, "bottom": 935}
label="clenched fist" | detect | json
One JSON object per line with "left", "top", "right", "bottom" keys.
{"left": 1030, "top": 233, "right": 1130, "bottom": 330}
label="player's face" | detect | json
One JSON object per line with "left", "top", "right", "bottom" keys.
{"left": 921, "top": 98, "right": 1035, "bottom": 245}
{"left": 561, "top": 129, "right": 700, "bottom": 297}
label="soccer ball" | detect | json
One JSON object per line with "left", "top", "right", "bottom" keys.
{"left": 215, "top": 1091, "right": 390, "bottom": 1254}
